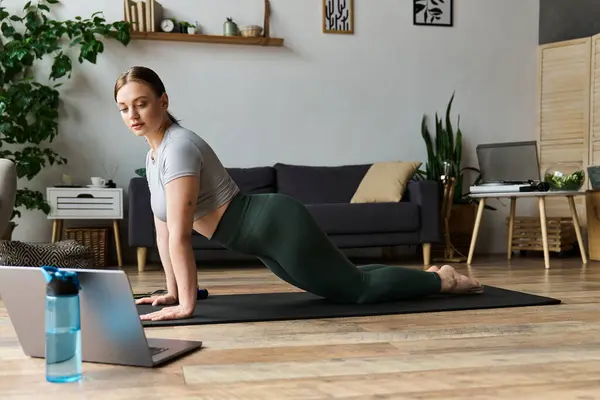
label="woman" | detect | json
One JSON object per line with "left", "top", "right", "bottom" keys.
{"left": 115, "top": 66, "right": 483, "bottom": 322}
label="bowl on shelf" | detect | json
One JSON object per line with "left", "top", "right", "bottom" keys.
{"left": 239, "top": 25, "right": 263, "bottom": 37}
{"left": 543, "top": 162, "right": 585, "bottom": 191}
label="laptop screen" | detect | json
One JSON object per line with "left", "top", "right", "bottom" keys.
{"left": 476, "top": 141, "right": 540, "bottom": 183}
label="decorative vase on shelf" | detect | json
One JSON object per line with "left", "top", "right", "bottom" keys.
{"left": 543, "top": 162, "right": 585, "bottom": 191}
{"left": 223, "top": 17, "right": 239, "bottom": 36}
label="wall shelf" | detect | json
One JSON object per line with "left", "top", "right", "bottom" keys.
{"left": 126, "top": 0, "right": 284, "bottom": 47}
{"left": 130, "top": 31, "right": 284, "bottom": 46}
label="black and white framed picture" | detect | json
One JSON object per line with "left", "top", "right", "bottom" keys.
{"left": 414, "top": 0, "right": 453, "bottom": 27}
{"left": 323, "top": 0, "right": 354, "bottom": 34}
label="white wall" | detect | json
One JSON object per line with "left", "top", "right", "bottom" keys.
{"left": 4, "top": 0, "right": 540, "bottom": 260}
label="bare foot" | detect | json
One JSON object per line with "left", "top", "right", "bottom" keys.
{"left": 436, "top": 265, "right": 484, "bottom": 295}
{"left": 426, "top": 265, "right": 440, "bottom": 273}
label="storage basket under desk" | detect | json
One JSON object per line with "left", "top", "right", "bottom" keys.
{"left": 506, "top": 216, "right": 576, "bottom": 253}
{"left": 64, "top": 227, "right": 109, "bottom": 267}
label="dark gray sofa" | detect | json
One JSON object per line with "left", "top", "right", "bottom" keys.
{"left": 128, "top": 163, "right": 441, "bottom": 271}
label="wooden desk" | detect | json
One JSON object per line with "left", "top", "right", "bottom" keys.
{"left": 468, "top": 190, "right": 588, "bottom": 269}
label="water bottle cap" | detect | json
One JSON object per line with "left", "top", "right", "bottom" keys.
{"left": 41, "top": 266, "right": 81, "bottom": 296}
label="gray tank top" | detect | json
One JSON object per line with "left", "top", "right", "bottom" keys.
{"left": 145, "top": 123, "right": 239, "bottom": 223}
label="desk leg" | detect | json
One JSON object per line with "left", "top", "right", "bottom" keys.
{"left": 51, "top": 220, "right": 59, "bottom": 243}
{"left": 467, "top": 198, "right": 486, "bottom": 265}
{"left": 51, "top": 220, "right": 63, "bottom": 243}
{"left": 113, "top": 220, "right": 123, "bottom": 267}
{"left": 538, "top": 197, "right": 550, "bottom": 269}
{"left": 507, "top": 198, "right": 516, "bottom": 260}
{"left": 567, "top": 196, "right": 588, "bottom": 264}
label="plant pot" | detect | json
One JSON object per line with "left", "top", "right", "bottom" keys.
{"left": 2, "top": 222, "right": 16, "bottom": 241}
{"left": 187, "top": 26, "right": 196, "bottom": 34}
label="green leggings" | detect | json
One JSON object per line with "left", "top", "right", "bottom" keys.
{"left": 210, "top": 192, "right": 442, "bottom": 304}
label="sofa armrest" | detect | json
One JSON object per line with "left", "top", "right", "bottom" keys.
{"left": 406, "top": 180, "right": 441, "bottom": 243}
{"left": 128, "top": 177, "right": 156, "bottom": 248}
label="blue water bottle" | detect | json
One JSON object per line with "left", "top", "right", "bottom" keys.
{"left": 41, "top": 265, "right": 82, "bottom": 383}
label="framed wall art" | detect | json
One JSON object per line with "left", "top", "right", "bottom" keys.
{"left": 414, "top": 0, "right": 453, "bottom": 27}
{"left": 323, "top": 0, "right": 354, "bottom": 34}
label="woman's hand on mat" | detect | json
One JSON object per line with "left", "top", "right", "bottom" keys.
{"left": 139, "top": 304, "right": 194, "bottom": 321}
{"left": 135, "top": 293, "right": 178, "bottom": 307}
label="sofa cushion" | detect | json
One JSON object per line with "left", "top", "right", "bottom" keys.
{"left": 351, "top": 161, "right": 422, "bottom": 203}
{"left": 306, "top": 202, "right": 420, "bottom": 234}
{"left": 274, "top": 163, "right": 371, "bottom": 204}
{"left": 227, "top": 166, "right": 276, "bottom": 194}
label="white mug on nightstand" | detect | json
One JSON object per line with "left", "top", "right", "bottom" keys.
{"left": 90, "top": 177, "right": 106, "bottom": 187}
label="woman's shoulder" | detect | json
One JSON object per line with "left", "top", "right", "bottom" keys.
{"left": 167, "top": 123, "right": 199, "bottom": 137}
{"left": 160, "top": 124, "right": 210, "bottom": 163}
{"left": 166, "top": 123, "right": 207, "bottom": 146}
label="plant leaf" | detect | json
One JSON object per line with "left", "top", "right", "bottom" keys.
{"left": 445, "top": 91, "right": 454, "bottom": 158}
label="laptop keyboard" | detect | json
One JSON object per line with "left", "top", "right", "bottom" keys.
{"left": 149, "top": 346, "right": 168, "bottom": 356}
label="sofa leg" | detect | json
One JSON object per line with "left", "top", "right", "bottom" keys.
{"left": 422, "top": 243, "right": 431, "bottom": 266}
{"left": 137, "top": 247, "right": 147, "bottom": 272}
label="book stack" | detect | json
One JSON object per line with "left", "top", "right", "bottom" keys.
{"left": 124, "top": 0, "right": 163, "bottom": 32}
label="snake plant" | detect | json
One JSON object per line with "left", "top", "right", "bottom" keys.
{"left": 416, "top": 92, "right": 486, "bottom": 206}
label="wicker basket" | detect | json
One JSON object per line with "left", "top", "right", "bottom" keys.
{"left": 64, "top": 227, "right": 109, "bottom": 267}
{"left": 506, "top": 216, "right": 576, "bottom": 253}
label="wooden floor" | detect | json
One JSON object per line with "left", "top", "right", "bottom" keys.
{"left": 2, "top": 254, "right": 600, "bottom": 399}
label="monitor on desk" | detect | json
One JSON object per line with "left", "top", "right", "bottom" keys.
{"left": 476, "top": 140, "right": 540, "bottom": 184}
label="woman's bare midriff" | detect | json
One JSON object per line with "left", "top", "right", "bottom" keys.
{"left": 191, "top": 199, "right": 232, "bottom": 239}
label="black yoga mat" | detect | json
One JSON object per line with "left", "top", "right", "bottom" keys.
{"left": 136, "top": 286, "right": 561, "bottom": 327}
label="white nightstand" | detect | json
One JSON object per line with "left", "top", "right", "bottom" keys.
{"left": 47, "top": 187, "right": 124, "bottom": 267}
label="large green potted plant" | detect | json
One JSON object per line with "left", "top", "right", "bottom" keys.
{"left": 416, "top": 92, "right": 483, "bottom": 201}
{"left": 416, "top": 92, "right": 493, "bottom": 256}
{"left": 0, "top": 0, "right": 130, "bottom": 239}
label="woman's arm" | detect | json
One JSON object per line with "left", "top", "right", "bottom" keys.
{"left": 164, "top": 175, "right": 200, "bottom": 314}
{"left": 135, "top": 215, "right": 179, "bottom": 307}
{"left": 138, "top": 136, "right": 203, "bottom": 321}
{"left": 154, "top": 215, "right": 178, "bottom": 297}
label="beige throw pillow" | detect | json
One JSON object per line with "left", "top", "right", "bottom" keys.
{"left": 350, "top": 161, "right": 422, "bottom": 203}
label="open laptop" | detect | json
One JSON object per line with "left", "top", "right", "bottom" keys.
{"left": 0, "top": 266, "right": 203, "bottom": 368}
{"left": 470, "top": 140, "right": 541, "bottom": 193}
